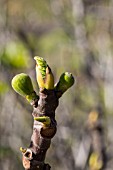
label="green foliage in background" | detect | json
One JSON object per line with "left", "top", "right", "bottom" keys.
{"left": 1, "top": 41, "right": 31, "bottom": 68}
{"left": 38, "top": 29, "right": 70, "bottom": 55}
{"left": 0, "top": 147, "right": 23, "bottom": 170}
{"left": 0, "top": 81, "right": 9, "bottom": 95}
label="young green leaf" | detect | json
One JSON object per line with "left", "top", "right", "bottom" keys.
{"left": 34, "top": 56, "right": 54, "bottom": 89}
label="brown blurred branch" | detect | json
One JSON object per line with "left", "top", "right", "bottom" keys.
{"left": 87, "top": 109, "right": 107, "bottom": 170}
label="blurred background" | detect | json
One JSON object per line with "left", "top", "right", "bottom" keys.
{"left": 0, "top": 0, "right": 113, "bottom": 169}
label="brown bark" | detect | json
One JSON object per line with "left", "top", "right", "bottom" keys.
{"left": 21, "top": 88, "right": 60, "bottom": 170}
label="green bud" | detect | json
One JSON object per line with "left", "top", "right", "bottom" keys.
{"left": 11, "top": 73, "right": 34, "bottom": 97}
{"left": 20, "top": 147, "right": 27, "bottom": 153}
{"left": 34, "top": 116, "right": 51, "bottom": 126}
{"left": 55, "top": 72, "right": 75, "bottom": 94}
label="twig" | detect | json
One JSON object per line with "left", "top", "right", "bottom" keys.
{"left": 11, "top": 57, "right": 75, "bottom": 170}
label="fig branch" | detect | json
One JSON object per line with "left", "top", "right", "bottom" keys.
{"left": 11, "top": 56, "right": 75, "bottom": 170}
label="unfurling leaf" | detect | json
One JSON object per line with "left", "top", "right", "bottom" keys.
{"left": 34, "top": 56, "right": 54, "bottom": 89}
